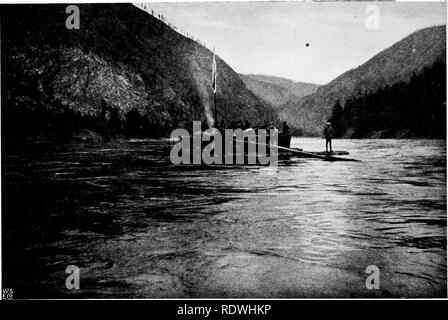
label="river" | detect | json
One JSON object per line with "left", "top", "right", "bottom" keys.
{"left": 2, "top": 138, "right": 446, "bottom": 298}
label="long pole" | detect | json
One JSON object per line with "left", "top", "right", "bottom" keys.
{"left": 214, "top": 92, "right": 217, "bottom": 126}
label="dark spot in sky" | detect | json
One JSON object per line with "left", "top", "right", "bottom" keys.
{"left": 306, "top": 43, "right": 310, "bottom": 47}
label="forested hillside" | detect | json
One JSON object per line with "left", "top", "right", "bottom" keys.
{"left": 1, "top": 4, "right": 276, "bottom": 141}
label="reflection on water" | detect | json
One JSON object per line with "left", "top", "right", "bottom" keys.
{"left": 2, "top": 138, "right": 446, "bottom": 298}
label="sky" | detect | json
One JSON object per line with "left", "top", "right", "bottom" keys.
{"left": 143, "top": 1, "right": 446, "bottom": 84}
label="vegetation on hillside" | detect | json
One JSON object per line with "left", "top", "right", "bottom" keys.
{"left": 279, "top": 25, "right": 446, "bottom": 137}
{"left": 2, "top": 4, "right": 276, "bottom": 142}
{"left": 329, "top": 57, "right": 446, "bottom": 138}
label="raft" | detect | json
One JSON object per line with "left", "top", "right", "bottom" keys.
{"left": 313, "top": 151, "right": 350, "bottom": 156}
{"left": 240, "top": 139, "right": 361, "bottom": 162}
{"left": 275, "top": 146, "right": 360, "bottom": 162}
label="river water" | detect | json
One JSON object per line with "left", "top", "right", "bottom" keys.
{"left": 2, "top": 138, "right": 446, "bottom": 298}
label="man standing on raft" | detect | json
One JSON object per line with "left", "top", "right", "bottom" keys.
{"left": 323, "top": 121, "right": 335, "bottom": 154}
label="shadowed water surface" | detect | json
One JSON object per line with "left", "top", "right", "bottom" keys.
{"left": 2, "top": 138, "right": 446, "bottom": 298}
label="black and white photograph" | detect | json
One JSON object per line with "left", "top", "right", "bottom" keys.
{"left": 0, "top": 0, "right": 446, "bottom": 301}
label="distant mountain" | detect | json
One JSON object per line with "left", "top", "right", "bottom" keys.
{"left": 239, "top": 74, "right": 320, "bottom": 109}
{"left": 2, "top": 4, "right": 276, "bottom": 141}
{"left": 279, "top": 25, "right": 446, "bottom": 137}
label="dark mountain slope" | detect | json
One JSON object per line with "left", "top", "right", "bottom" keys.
{"left": 2, "top": 4, "right": 276, "bottom": 140}
{"left": 279, "top": 25, "right": 446, "bottom": 136}
{"left": 330, "top": 56, "right": 446, "bottom": 138}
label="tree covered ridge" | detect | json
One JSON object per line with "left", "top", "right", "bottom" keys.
{"left": 1, "top": 4, "right": 276, "bottom": 142}
{"left": 278, "top": 25, "right": 446, "bottom": 136}
{"left": 329, "top": 56, "right": 446, "bottom": 139}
